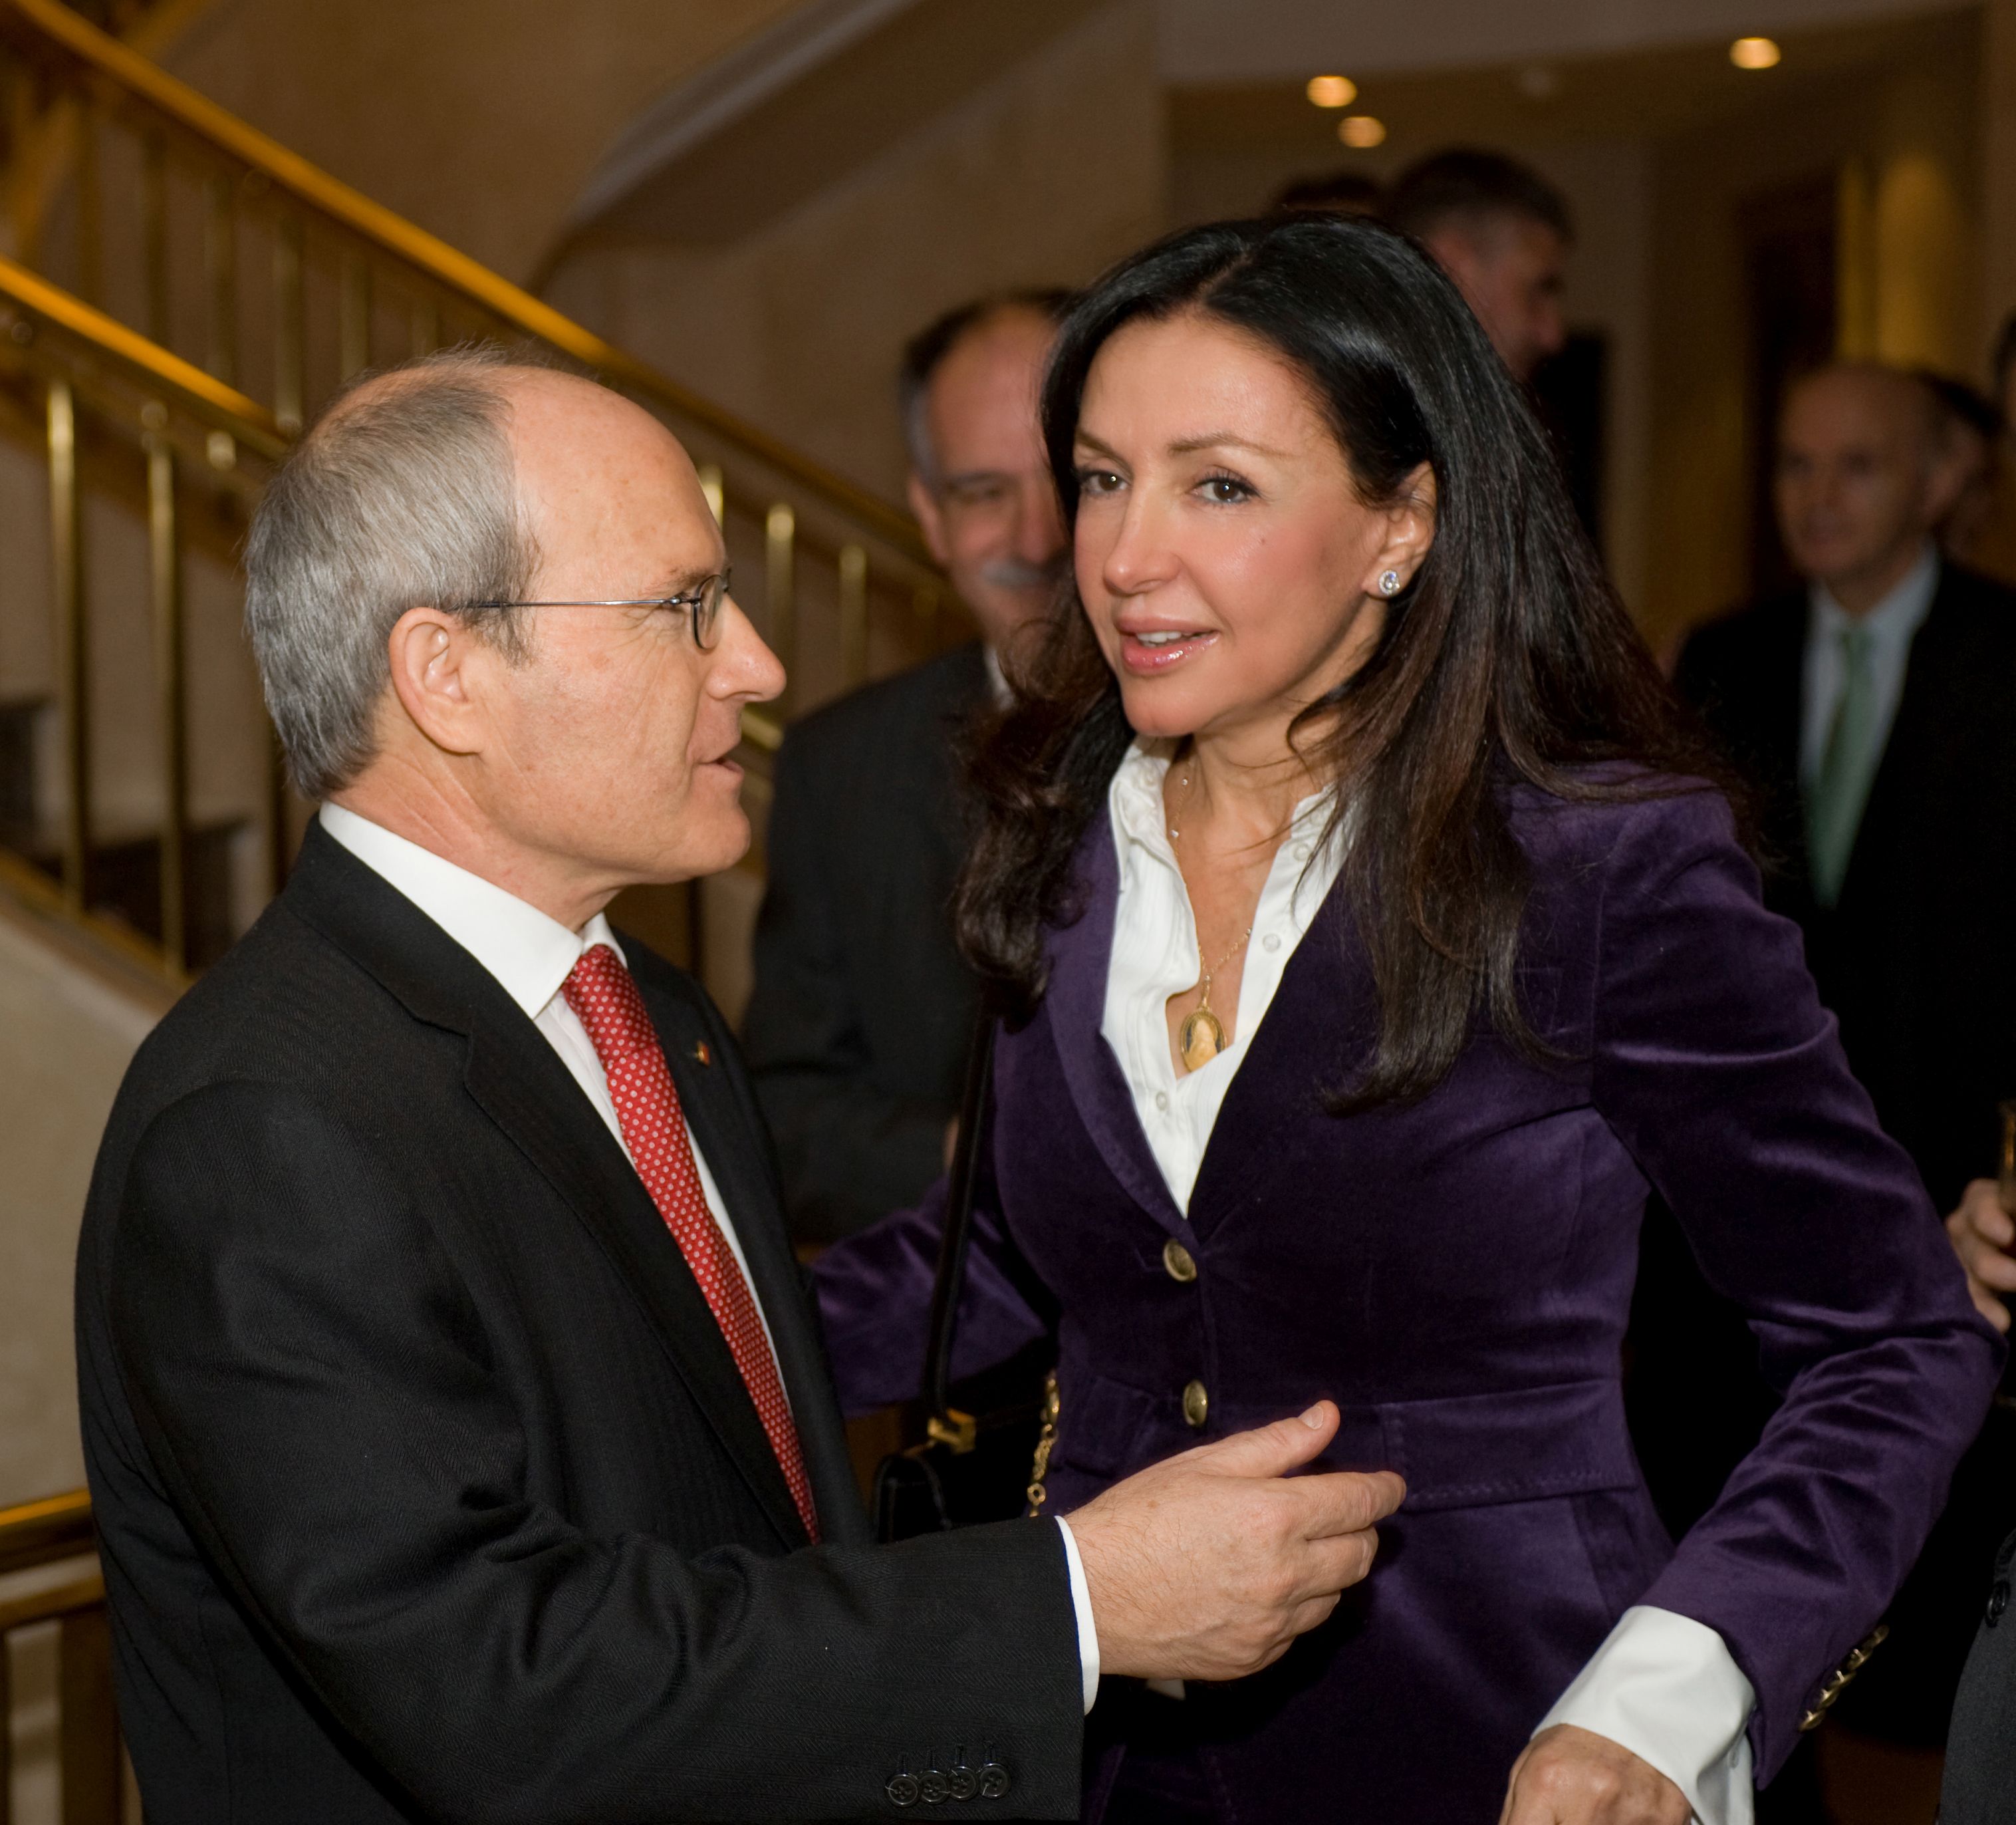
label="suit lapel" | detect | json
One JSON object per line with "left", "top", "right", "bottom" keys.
{"left": 459, "top": 1008, "right": 809, "bottom": 1550}
{"left": 1043, "top": 824, "right": 1190, "bottom": 1234}
{"left": 286, "top": 827, "right": 809, "bottom": 1550}
{"left": 1846, "top": 572, "right": 1963, "bottom": 896}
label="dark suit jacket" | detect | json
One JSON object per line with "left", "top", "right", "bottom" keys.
{"left": 817, "top": 785, "right": 2001, "bottom": 1821}
{"left": 74, "top": 821, "right": 1080, "bottom": 1825}
{"left": 1674, "top": 561, "right": 2016, "bottom": 1210}
{"left": 1941, "top": 1526, "right": 2016, "bottom": 1824}
{"left": 745, "top": 644, "right": 987, "bottom": 1242}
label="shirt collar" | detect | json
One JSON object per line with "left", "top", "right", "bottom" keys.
{"left": 1809, "top": 541, "right": 1940, "bottom": 651}
{"left": 318, "top": 803, "right": 624, "bottom": 1022}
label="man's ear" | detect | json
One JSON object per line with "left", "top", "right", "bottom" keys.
{"left": 384, "top": 606, "right": 487, "bottom": 758}
{"left": 908, "top": 471, "right": 952, "bottom": 569}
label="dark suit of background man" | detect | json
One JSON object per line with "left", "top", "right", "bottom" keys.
{"left": 1671, "top": 361, "right": 2016, "bottom": 1773}
{"left": 73, "top": 349, "right": 1404, "bottom": 1822}
{"left": 745, "top": 291, "right": 1071, "bottom": 1242}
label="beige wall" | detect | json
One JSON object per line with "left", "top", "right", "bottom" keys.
{"left": 161, "top": 0, "right": 807, "bottom": 284}
{"left": 543, "top": 0, "right": 1165, "bottom": 500}
{"left": 0, "top": 912, "right": 158, "bottom": 1507}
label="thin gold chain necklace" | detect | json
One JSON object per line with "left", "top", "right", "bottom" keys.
{"left": 1166, "top": 764, "right": 1251, "bottom": 1072}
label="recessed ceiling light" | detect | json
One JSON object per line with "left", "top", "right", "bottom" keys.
{"left": 1307, "top": 74, "right": 1358, "bottom": 108}
{"left": 1338, "top": 115, "right": 1387, "bottom": 149}
{"left": 1730, "top": 36, "right": 1781, "bottom": 69}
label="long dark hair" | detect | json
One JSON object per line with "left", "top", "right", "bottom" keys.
{"left": 955, "top": 214, "right": 1721, "bottom": 1107}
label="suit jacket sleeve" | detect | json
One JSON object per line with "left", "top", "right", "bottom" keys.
{"left": 1584, "top": 789, "right": 2004, "bottom": 1780}
{"left": 812, "top": 1099, "right": 1053, "bottom": 1419}
{"left": 108, "top": 1079, "right": 1082, "bottom": 1824}
{"left": 745, "top": 728, "right": 955, "bottom": 1234}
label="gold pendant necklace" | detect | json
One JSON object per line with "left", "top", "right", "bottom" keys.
{"left": 1178, "top": 924, "right": 1252, "bottom": 1072}
{"left": 1166, "top": 760, "right": 1252, "bottom": 1073}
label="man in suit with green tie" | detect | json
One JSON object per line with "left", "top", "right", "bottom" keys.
{"left": 1666, "top": 362, "right": 2016, "bottom": 1770}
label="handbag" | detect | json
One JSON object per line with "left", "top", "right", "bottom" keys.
{"left": 872, "top": 1010, "right": 1060, "bottom": 1542}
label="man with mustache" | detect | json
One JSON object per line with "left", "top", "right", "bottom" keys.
{"left": 746, "top": 289, "right": 1071, "bottom": 1240}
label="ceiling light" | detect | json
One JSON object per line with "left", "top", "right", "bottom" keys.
{"left": 1307, "top": 74, "right": 1358, "bottom": 108}
{"left": 1338, "top": 115, "right": 1387, "bottom": 148}
{"left": 1729, "top": 36, "right": 1781, "bottom": 69}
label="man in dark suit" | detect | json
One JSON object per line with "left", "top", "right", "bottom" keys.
{"left": 1671, "top": 360, "right": 2016, "bottom": 1766}
{"left": 745, "top": 292, "right": 1069, "bottom": 1242}
{"left": 72, "top": 351, "right": 1404, "bottom": 1822}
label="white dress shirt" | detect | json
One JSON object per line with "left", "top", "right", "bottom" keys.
{"left": 318, "top": 806, "right": 1104, "bottom": 1707}
{"left": 1799, "top": 541, "right": 1939, "bottom": 790}
{"left": 1096, "top": 743, "right": 1756, "bottom": 1824}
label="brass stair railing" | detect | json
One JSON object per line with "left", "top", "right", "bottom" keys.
{"left": 0, "top": 0, "right": 963, "bottom": 985}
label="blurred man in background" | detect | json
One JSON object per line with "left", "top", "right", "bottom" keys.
{"left": 745, "top": 290, "right": 1069, "bottom": 1242}
{"left": 1668, "top": 362, "right": 2016, "bottom": 1782}
{"left": 1385, "top": 147, "right": 1572, "bottom": 383}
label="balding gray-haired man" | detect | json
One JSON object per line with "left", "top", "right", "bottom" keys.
{"left": 74, "top": 349, "right": 1402, "bottom": 1823}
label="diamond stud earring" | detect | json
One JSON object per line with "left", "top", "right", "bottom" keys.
{"left": 1378, "top": 569, "right": 1402, "bottom": 597}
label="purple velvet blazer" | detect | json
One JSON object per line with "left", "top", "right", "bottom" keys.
{"left": 815, "top": 783, "right": 2002, "bottom": 1820}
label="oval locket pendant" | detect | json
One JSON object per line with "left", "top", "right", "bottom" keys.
{"left": 1179, "top": 1007, "right": 1225, "bottom": 1071}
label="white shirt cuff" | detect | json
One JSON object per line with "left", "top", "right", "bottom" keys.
{"left": 1054, "top": 1517, "right": 1100, "bottom": 1713}
{"left": 1538, "top": 1605, "right": 1755, "bottom": 1825}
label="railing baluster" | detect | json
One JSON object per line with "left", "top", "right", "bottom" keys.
{"left": 203, "top": 172, "right": 235, "bottom": 385}
{"left": 73, "top": 102, "right": 101, "bottom": 305}
{"left": 338, "top": 253, "right": 370, "bottom": 378}
{"left": 697, "top": 462, "right": 723, "bottom": 526}
{"left": 58, "top": 1606, "right": 120, "bottom": 1825}
{"left": 47, "top": 378, "right": 86, "bottom": 912}
{"left": 271, "top": 213, "right": 305, "bottom": 434}
{"left": 838, "top": 543, "right": 868, "bottom": 689}
{"left": 410, "top": 294, "right": 438, "bottom": 357}
{"left": 141, "top": 130, "right": 168, "bottom": 345}
{"left": 145, "top": 405, "right": 186, "bottom": 970}
{"left": 765, "top": 502, "right": 795, "bottom": 702}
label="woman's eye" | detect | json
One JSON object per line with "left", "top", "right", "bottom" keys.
{"left": 1076, "top": 467, "right": 1124, "bottom": 496}
{"left": 1199, "top": 473, "right": 1255, "bottom": 504}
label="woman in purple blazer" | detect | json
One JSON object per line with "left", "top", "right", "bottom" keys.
{"left": 813, "top": 217, "right": 2001, "bottom": 1824}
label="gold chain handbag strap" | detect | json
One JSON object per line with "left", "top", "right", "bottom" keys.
{"left": 1025, "top": 1371, "right": 1061, "bottom": 1516}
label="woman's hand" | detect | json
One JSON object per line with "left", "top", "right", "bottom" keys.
{"left": 1946, "top": 1179, "right": 2016, "bottom": 1333}
{"left": 1499, "top": 1725, "right": 1692, "bottom": 1825}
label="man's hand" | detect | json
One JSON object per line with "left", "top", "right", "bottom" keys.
{"left": 1064, "top": 1400, "right": 1404, "bottom": 1683}
{"left": 1946, "top": 1179, "right": 2016, "bottom": 1333}
{"left": 1501, "top": 1725, "right": 1692, "bottom": 1825}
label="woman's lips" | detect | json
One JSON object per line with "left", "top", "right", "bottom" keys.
{"left": 1119, "top": 629, "right": 1217, "bottom": 674}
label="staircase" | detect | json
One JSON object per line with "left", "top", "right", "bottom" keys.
{"left": 0, "top": 0, "right": 962, "bottom": 994}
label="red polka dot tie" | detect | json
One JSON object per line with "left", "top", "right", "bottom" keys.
{"left": 563, "top": 944, "right": 818, "bottom": 1542}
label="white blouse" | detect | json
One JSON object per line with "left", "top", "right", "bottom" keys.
{"left": 1094, "top": 742, "right": 1754, "bottom": 1825}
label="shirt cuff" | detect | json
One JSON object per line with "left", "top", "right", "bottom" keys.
{"left": 1054, "top": 1517, "right": 1100, "bottom": 1713}
{"left": 1537, "top": 1605, "right": 1755, "bottom": 1825}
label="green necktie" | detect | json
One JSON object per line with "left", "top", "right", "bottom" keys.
{"left": 1807, "top": 621, "right": 1879, "bottom": 908}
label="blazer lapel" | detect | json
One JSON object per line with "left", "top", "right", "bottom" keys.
{"left": 1188, "top": 880, "right": 1371, "bottom": 1238}
{"left": 1042, "top": 824, "right": 1190, "bottom": 1234}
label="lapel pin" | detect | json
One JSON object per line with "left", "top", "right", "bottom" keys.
{"left": 692, "top": 1041, "right": 711, "bottom": 1067}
